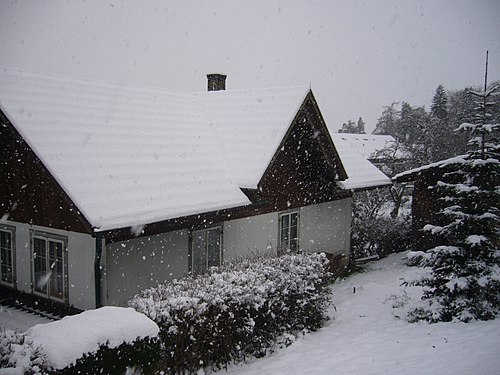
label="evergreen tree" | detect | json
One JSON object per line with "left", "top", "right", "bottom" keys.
{"left": 409, "top": 54, "right": 500, "bottom": 323}
{"left": 338, "top": 117, "right": 366, "bottom": 134}
{"left": 446, "top": 87, "right": 474, "bottom": 156}
{"left": 356, "top": 117, "right": 366, "bottom": 134}
{"left": 429, "top": 85, "right": 454, "bottom": 161}
{"left": 430, "top": 84, "right": 448, "bottom": 122}
{"left": 397, "top": 102, "right": 432, "bottom": 167}
{"left": 338, "top": 119, "right": 356, "bottom": 133}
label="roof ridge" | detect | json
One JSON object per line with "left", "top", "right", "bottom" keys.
{"left": 0, "top": 66, "right": 193, "bottom": 97}
{"left": 0, "top": 67, "right": 310, "bottom": 97}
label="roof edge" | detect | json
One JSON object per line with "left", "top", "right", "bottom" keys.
{"left": 393, "top": 154, "right": 468, "bottom": 182}
{"left": 255, "top": 87, "right": 312, "bottom": 187}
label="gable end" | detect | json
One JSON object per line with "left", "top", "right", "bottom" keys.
{"left": 258, "top": 92, "right": 350, "bottom": 210}
{"left": 0, "top": 111, "right": 93, "bottom": 234}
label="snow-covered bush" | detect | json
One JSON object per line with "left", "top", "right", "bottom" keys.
{"left": 405, "top": 251, "right": 427, "bottom": 266}
{"left": 128, "top": 252, "right": 332, "bottom": 374}
{"left": 1, "top": 307, "right": 161, "bottom": 375}
{"left": 26, "top": 307, "right": 159, "bottom": 372}
{"left": 0, "top": 329, "right": 46, "bottom": 374}
{"left": 408, "top": 80, "right": 500, "bottom": 323}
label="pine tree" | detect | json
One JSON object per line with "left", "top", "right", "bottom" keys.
{"left": 356, "top": 117, "right": 366, "bottom": 134}
{"left": 429, "top": 85, "right": 453, "bottom": 161}
{"left": 338, "top": 117, "right": 366, "bottom": 134}
{"left": 339, "top": 117, "right": 366, "bottom": 134}
{"left": 338, "top": 119, "right": 356, "bottom": 133}
{"left": 431, "top": 84, "right": 448, "bottom": 122}
{"left": 410, "top": 52, "right": 500, "bottom": 323}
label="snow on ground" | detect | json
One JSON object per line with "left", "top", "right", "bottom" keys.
{"left": 0, "top": 305, "right": 52, "bottom": 332}
{"left": 224, "top": 252, "right": 500, "bottom": 375}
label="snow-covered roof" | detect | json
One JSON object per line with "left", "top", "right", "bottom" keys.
{"left": 0, "top": 68, "right": 310, "bottom": 231}
{"left": 195, "top": 86, "right": 308, "bottom": 188}
{"left": 331, "top": 133, "right": 392, "bottom": 190}
{"left": 331, "top": 133, "right": 395, "bottom": 160}
{"left": 393, "top": 155, "right": 468, "bottom": 181}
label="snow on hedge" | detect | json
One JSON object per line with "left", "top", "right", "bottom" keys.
{"left": 129, "top": 252, "right": 330, "bottom": 328}
{"left": 0, "top": 329, "right": 46, "bottom": 375}
{"left": 26, "top": 307, "right": 159, "bottom": 370}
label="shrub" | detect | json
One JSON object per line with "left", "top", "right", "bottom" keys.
{"left": 0, "top": 332, "right": 160, "bottom": 375}
{"left": 352, "top": 206, "right": 412, "bottom": 259}
{"left": 51, "top": 337, "right": 161, "bottom": 375}
{"left": 0, "top": 307, "right": 160, "bottom": 375}
{"left": 0, "top": 328, "right": 46, "bottom": 374}
{"left": 128, "top": 252, "right": 332, "bottom": 374}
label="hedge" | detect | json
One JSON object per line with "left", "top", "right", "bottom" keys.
{"left": 128, "top": 252, "right": 332, "bottom": 373}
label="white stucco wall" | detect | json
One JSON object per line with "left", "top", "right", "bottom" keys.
{"left": 104, "top": 230, "right": 189, "bottom": 306}
{"left": 223, "top": 212, "right": 279, "bottom": 262}
{"left": 0, "top": 220, "right": 96, "bottom": 310}
{"left": 299, "top": 198, "right": 352, "bottom": 256}
{"left": 97, "top": 198, "right": 353, "bottom": 307}
{"left": 223, "top": 198, "right": 352, "bottom": 261}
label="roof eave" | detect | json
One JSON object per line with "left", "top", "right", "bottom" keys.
{"left": 338, "top": 180, "right": 393, "bottom": 192}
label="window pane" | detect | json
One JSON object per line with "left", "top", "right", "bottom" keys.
{"left": 282, "top": 214, "right": 290, "bottom": 230}
{"left": 0, "top": 230, "right": 13, "bottom": 284}
{"left": 192, "top": 232, "right": 207, "bottom": 275}
{"left": 49, "top": 241, "right": 64, "bottom": 300}
{"left": 33, "top": 238, "right": 48, "bottom": 294}
{"left": 207, "top": 228, "right": 221, "bottom": 268}
{"left": 282, "top": 214, "right": 291, "bottom": 242}
{"left": 281, "top": 226, "right": 289, "bottom": 247}
{"left": 290, "top": 224, "right": 298, "bottom": 251}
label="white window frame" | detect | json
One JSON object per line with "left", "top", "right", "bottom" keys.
{"left": 279, "top": 211, "right": 300, "bottom": 254}
{"left": 30, "top": 231, "right": 68, "bottom": 304}
{"left": 0, "top": 224, "right": 16, "bottom": 287}
{"left": 190, "top": 226, "right": 223, "bottom": 275}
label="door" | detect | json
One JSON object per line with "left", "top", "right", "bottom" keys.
{"left": 0, "top": 227, "right": 15, "bottom": 286}
{"left": 33, "top": 235, "right": 66, "bottom": 302}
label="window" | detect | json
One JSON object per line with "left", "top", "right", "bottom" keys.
{"left": 279, "top": 211, "right": 299, "bottom": 253}
{"left": 0, "top": 225, "right": 15, "bottom": 287}
{"left": 191, "top": 227, "right": 222, "bottom": 275}
{"left": 31, "top": 231, "right": 68, "bottom": 303}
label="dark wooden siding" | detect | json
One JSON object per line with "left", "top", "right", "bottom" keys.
{"left": 259, "top": 96, "right": 345, "bottom": 210}
{"left": 411, "top": 176, "right": 436, "bottom": 251}
{"left": 0, "top": 114, "right": 92, "bottom": 234}
{"left": 408, "top": 168, "right": 459, "bottom": 251}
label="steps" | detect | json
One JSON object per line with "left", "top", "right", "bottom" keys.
{"left": 0, "top": 285, "right": 81, "bottom": 322}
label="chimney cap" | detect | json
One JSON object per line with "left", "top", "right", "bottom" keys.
{"left": 207, "top": 73, "right": 227, "bottom": 91}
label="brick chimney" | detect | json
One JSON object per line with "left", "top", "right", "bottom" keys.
{"left": 207, "top": 74, "right": 227, "bottom": 91}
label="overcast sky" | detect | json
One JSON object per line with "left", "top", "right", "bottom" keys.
{"left": 1, "top": 0, "right": 499, "bottom": 133}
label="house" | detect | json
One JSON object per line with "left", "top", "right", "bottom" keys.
{"left": 0, "top": 70, "right": 390, "bottom": 310}
{"left": 393, "top": 155, "right": 467, "bottom": 251}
